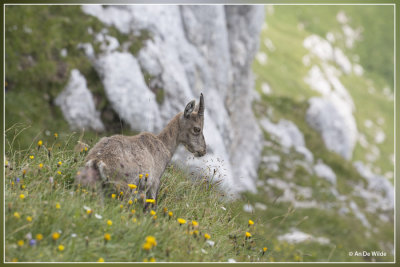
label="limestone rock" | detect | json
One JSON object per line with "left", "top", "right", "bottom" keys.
{"left": 55, "top": 69, "right": 104, "bottom": 132}
{"left": 306, "top": 97, "right": 357, "bottom": 160}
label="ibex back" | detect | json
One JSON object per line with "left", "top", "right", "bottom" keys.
{"left": 76, "top": 94, "right": 206, "bottom": 207}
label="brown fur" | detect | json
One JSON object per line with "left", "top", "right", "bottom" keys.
{"left": 75, "top": 94, "right": 206, "bottom": 205}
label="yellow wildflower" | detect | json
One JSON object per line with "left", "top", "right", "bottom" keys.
{"left": 13, "top": 212, "right": 20, "bottom": 219}
{"left": 191, "top": 220, "right": 199, "bottom": 227}
{"left": 119, "top": 191, "right": 123, "bottom": 196}
{"left": 193, "top": 230, "right": 199, "bottom": 236}
{"left": 54, "top": 133, "right": 58, "bottom": 138}
{"left": 150, "top": 210, "right": 156, "bottom": 216}
{"left": 131, "top": 209, "right": 136, "bottom": 214}
{"left": 119, "top": 204, "right": 123, "bottom": 209}
{"left": 56, "top": 203, "right": 61, "bottom": 209}
{"left": 52, "top": 232, "right": 60, "bottom": 240}
{"left": 12, "top": 258, "right": 18, "bottom": 262}
{"left": 139, "top": 174, "right": 143, "bottom": 179}
{"left": 29, "top": 155, "right": 34, "bottom": 160}
{"left": 168, "top": 211, "right": 173, "bottom": 217}
{"left": 111, "top": 194, "right": 116, "bottom": 199}
{"left": 84, "top": 147, "right": 88, "bottom": 151}
{"left": 177, "top": 218, "right": 186, "bottom": 225}
{"left": 58, "top": 245, "right": 65, "bottom": 251}
{"left": 145, "top": 236, "right": 157, "bottom": 247}
{"left": 17, "top": 240, "right": 24, "bottom": 247}
{"left": 146, "top": 199, "right": 155, "bottom": 203}
{"left": 263, "top": 247, "right": 268, "bottom": 252}
{"left": 39, "top": 163, "right": 43, "bottom": 169}
{"left": 22, "top": 170, "right": 26, "bottom": 175}
{"left": 19, "top": 194, "right": 25, "bottom": 200}
{"left": 245, "top": 232, "right": 252, "bottom": 238}
{"left": 21, "top": 185, "right": 26, "bottom": 189}
{"left": 38, "top": 140, "right": 43, "bottom": 146}
{"left": 97, "top": 258, "right": 105, "bottom": 262}
{"left": 128, "top": 200, "right": 133, "bottom": 205}
{"left": 143, "top": 258, "right": 148, "bottom": 262}
{"left": 132, "top": 218, "right": 137, "bottom": 223}
{"left": 142, "top": 242, "right": 152, "bottom": 251}
{"left": 26, "top": 216, "right": 32, "bottom": 222}
{"left": 128, "top": 184, "right": 137, "bottom": 190}
{"left": 36, "top": 234, "right": 43, "bottom": 241}
{"left": 107, "top": 220, "right": 112, "bottom": 226}
{"left": 204, "top": 233, "right": 211, "bottom": 240}
{"left": 104, "top": 233, "right": 111, "bottom": 241}
{"left": 145, "top": 173, "right": 149, "bottom": 178}
{"left": 57, "top": 171, "right": 61, "bottom": 175}
{"left": 5, "top": 160, "right": 8, "bottom": 167}
{"left": 57, "top": 161, "right": 62, "bottom": 166}
{"left": 248, "top": 219, "right": 254, "bottom": 226}
{"left": 86, "top": 209, "right": 92, "bottom": 215}
{"left": 149, "top": 257, "right": 156, "bottom": 262}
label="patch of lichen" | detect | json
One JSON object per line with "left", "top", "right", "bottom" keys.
{"left": 128, "top": 29, "right": 153, "bottom": 56}
{"left": 142, "top": 70, "right": 165, "bottom": 105}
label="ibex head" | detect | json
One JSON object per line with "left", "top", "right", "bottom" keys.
{"left": 179, "top": 93, "right": 206, "bottom": 157}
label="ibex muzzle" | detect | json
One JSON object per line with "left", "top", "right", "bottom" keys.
{"left": 75, "top": 93, "right": 207, "bottom": 208}
{"left": 180, "top": 93, "right": 206, "bottom": 157}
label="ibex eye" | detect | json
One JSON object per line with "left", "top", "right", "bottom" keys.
{"left": 194, "top": 127, "right": 201, "bottom": 133}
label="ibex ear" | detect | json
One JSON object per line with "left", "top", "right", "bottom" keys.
{"left": 184, "top": 100, "right": 196, "bottom": 118}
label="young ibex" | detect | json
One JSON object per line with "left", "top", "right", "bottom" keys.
{"left": 76, "top": 94, "right": 206, "bottom": 207}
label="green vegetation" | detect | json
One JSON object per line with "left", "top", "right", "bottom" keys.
{"left": 5, "top": 5, "right": 150, "bottom": 148}
{"left": 5, "top": 129, "right": 286, "bottom": 262}
{"left": 253, "top": 5, "right": 394, "bottom": 180}
{"left": 5, "top": 5, "right": 394, "bottom": 263}
{"left": 249, "top": 5, "right": 394, "bottom": 262}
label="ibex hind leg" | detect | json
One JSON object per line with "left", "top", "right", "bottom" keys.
{"left": 96, "top": 160, "right": 108, "bottom": 208}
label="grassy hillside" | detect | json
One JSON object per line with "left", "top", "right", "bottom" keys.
{"left": 248, "top": 5, "right": 394, "bottom": 262}
{"left": 5, "top": 5, "right": 146, "bottom": 148}
{"left": 5, "top": 130, "right": 291, "bottom": 263}
{"left": 253, "top": 5, "right": 394, "bottom": 179}
{"left": 4, "top": 5, "right": 394, "bottom": 263}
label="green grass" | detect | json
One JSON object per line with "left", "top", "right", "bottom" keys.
{"left": 5, "top": 5, "right": 394, "bottom": 263}
{"left": 250, "top": 93, "right": 393, "bottom": 262}
{"left": 253, "top": 5, "right": 394, "bottom": 180}
{"left": 4, "top": 130, "right": 269, "bottom": 262}
{"left": 5, "top": 5, "right": 149, "bottom": 148}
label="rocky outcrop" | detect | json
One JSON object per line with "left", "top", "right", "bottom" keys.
{"left": 56, "top": 5, "right": 265, "bottom": 195}
{"left": 306, "top": 97, "right": 357, "bottom": 160}
{"left": 55, "top": 69, "right": 104, "bottom": 132}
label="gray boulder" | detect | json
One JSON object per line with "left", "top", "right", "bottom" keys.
{"left": 306, "top": 97, "right": 357, "bottom": 160}
{"left": 313, "top": 160, "right": 337, "bottom": 185}
{"left": 55, "top": 69, "right": 104, "bottom": 132}
{"left": 353, "top": 161, "right": 394, "bottom": 211}
{"left": 94, "top": 51, "right": 162, "bottom": 132}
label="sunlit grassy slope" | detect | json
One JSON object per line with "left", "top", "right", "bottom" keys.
{"left": 249, "top": 5, "right": 394, "bottom": 263}
{"left": 253, "top": 5, "right": 394, "bottom": 180}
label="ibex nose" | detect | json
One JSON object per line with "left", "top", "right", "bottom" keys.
{"left": 197, "top": 148, "right": 206, "bottom": 157}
